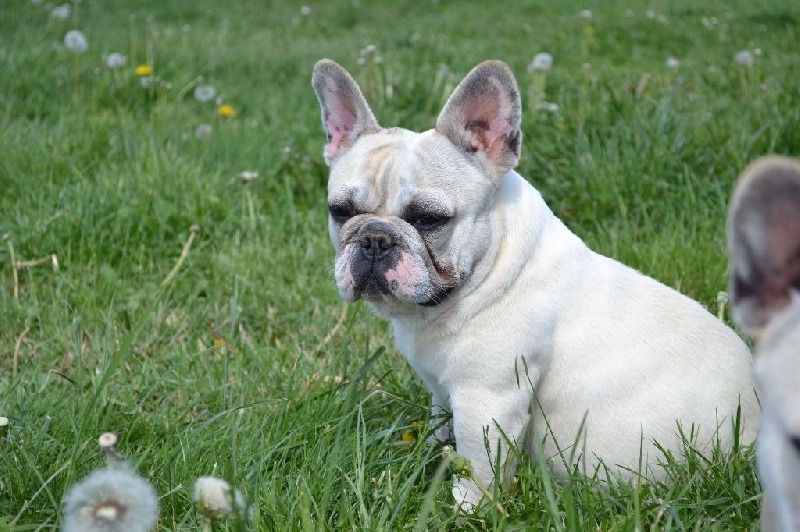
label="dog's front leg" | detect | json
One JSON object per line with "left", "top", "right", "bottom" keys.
{"left": 449, "top": 388, "right": 531, "bottom": 512}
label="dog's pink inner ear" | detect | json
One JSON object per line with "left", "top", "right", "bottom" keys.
{"left": 463, "top": 78, "right": 514, "bottom": 160}
{"left": 325, "top": 100, "right": 357, "bottom": 157}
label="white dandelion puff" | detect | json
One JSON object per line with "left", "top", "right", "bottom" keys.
{"left": 529, "top": 52, "right": 553, "bottom": 72}
{"left": 238, "top": 171, "right": 259, "bottom": 183}
{"left": 51, "top": 3, "right": 71, "bottom": 19}
{"left": 538, "top": 101, "right": 559, "bottom": 113}
{"left": 64, "top": 30, "right": 88, "bottom": 53}
{"left": 666, "top": 57, "right": 680, "bottom": 68}
{"left": 193, "top": 476, "right": 247, "bottom": 520}
{"left": 62, "top": 468, "right": 158, "bottom": 532}
{"left": 195, "top": 124, "right": 213, "bottom": 139}
{"left": 735, "top": 50, "right": 753, "bottom": 66}
{"left": 193, "top": 84, "right": 216, "bottom": 103}
{"left": 104, "top": 52, "right": 127, "bottom": 69}
{"left": 579, "top": 9, "right": 592, "bottom": 19}
{"left": 300, "top": 5, "right": 311, "bottom": 15}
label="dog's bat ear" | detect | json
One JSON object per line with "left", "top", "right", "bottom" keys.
{"left": 312, "top": 59, "right": 380, "bottom": 166}
{"left": 436, "top": 60, "right": 522, "bottom": 178}
{"left": 728, "top": 155, "right": 800, "bottom": 337}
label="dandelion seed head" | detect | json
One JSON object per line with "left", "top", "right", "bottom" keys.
{"left": 300, "top": 5, "right": 311, "bottom": 15}
{"left": 62, "top": 468, "right": 158, "bottom": 532}
{"left": 51, "top": 3, "right": 71, "bottom": 19}
{"left": 98, "top": 433, "right": 118, "bottom": 449}
{"left": 538, "top": 101, "right": 559, "bottom": 113}
{"left": 140, "top": 76, "right": 153, "bottom": 88}
{"left": 645, "top": 10, "right": 655, "bottom": 19}
{"left": 735, "top": 50, "right": 753, "bottom": 66}
{"left": 579, "top": 9, "right": 592, "bottom": 19}
{"left": 193, "top": 476, "right": 246, "bottom": 519}
{"left": 195, "top": 124, "right": 213, "bottom": 139}
{"left": 64, "top": 30, "right": 88, "bottom": 53}
{"left": 105, "top": 52, "right": 127, "bottom": 69}
{"left": 238, "top": 171, "right": 259, "bottom": 183}
{"left": 193, "top": 84, "right": 216, "bottom": 103}
{"left": 666, "top": 57, "right": 680, "bottom": 68}
{"left": 529, "top": 52, "right": 553, "bottom": 72}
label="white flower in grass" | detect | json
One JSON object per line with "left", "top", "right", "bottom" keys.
{"left": 62, "top": 468, "right": 158, "bottom": 532}
{"left": 529, "top": 52, "right": 553, "bottom": 72}
{"left": 538, "top": 101, "right": 559, "bottom": 113}
{"left": 666, "top": 57, "right": 680, "bottom": 68}
{"left": 238, "top": 171, "right": 259, "bottom": 183}
{"left": 645, "top": 10, "right": 655, "bottom": 19}
{"left": 195, "top": 124, "right": 212, "bottom": 139}
{"left": 64, "top": 30, "right": 88, "bottom": 53}
{"left": 300, "top": 5, "right": 311, "bottom": 15}
{"left": 193, "top": 84, "right": 216, "bottom": 103}
{"left": 51, "top": 3, "right": 71, "bottom": 18}
{"left": 193, "top": 476, "right": 247, "bottom": 520}
{"left": 579, "top": 9, "right": 592, "bottom": 19}
{"left": 105, "top": 52, "right": 127, "bottom": 69}
{"left": 735, "top": 50, "right": 753, "bottom": 66}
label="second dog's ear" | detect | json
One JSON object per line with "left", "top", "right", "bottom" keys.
{"left": 312, "top": 59, "right": 380, "bottom": 165}
{"left": 436, "top": 60, "right": 522, "bottom": 179}
{"left": 728, "top": 155, "right": 800, "bottom": 336}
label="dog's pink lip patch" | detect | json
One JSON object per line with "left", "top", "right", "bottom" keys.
{"left": 384, "top": 252, "right": 426, "bottom": 299}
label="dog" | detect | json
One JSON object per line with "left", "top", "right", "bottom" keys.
{"left": 728, "top": 155, "right": 800, "bottom": 531}
{"left": 312, "top": 58, "right": 760, "bottom": 510}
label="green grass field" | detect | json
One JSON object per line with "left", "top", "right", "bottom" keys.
{"left": 2, "top": 0, "right": 800, "bottom": 529}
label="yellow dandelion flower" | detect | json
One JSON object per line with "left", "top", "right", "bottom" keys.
{"left": 217, "top": 104, "right": 236, "bottom": 118}
{"left": 135, "top": 65, "right": 153, "bottom": 76}
{"left": 401, "top": 430, "right": 416, "bottom": 443}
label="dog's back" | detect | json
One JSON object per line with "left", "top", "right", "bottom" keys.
{"left": 728, "top": 155, "right": 800, "bottom": 531}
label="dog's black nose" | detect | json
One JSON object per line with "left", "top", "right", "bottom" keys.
{"left": 360, "top": 230, "right": 395, "bottom": 259}
{"left": 358, "top": 221, "right": 396, "bottom": 260}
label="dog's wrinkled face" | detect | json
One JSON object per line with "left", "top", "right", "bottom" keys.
{"left": 326, "top": 130, "right": 494, "bottom": 308}
{"left": 313, "top": 59, "right": 522, "bottom": 315}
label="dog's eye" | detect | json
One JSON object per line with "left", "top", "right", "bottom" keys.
{"left": 791, "top": 435, "right": 800, "bottom": 455}
{"left": 413, "top": 214, "right": 449, "bottom": 230}
{"left": 329, "top": 204, "right": 354, "bottom": 223}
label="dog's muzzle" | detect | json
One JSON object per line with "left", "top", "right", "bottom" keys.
{"left": 351, "top": 220, "right": 403, "bottom": 297}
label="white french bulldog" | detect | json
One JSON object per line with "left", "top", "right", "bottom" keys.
{"left": 312, "top": 58, "right": 760, "bottom": 510}
{"left": 728, "top": 156, "right": 800, "bottom": 531}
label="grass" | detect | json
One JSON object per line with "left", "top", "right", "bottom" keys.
{"left": 1, "top": 0, "right": 799, "bottom": 529}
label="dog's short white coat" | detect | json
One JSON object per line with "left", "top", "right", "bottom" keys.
{"left": 314, "top": 59, "right": 759, "bottom": 510}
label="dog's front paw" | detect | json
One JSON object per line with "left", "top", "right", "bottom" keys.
{"left": 452, "top": 479, "right": 483, "bottom": 513}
